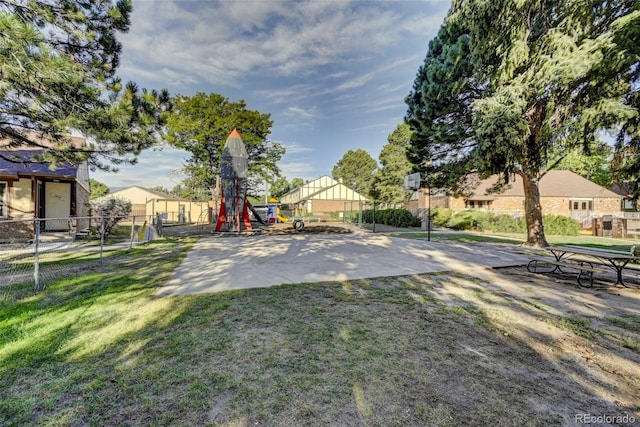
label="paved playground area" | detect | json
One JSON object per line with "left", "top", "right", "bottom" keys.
{"left": 158, "top": 231, "right": 533, "bottom": 296}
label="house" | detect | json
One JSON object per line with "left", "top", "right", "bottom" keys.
{"left": 0, "top": 133, "right": 90, "bottom": 233}
{"left": 612, "top": 183, "right": 637, "bottom": 211}
{"left": 409, "top": 170, "right": 623, "bottom": 222}
{"left": 279, "top": 176, "right": 369, "bottom": 216}
{"left": 106, "top": 186, "right": 211, "bottom": 224}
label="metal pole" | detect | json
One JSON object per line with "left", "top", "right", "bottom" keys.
{"left": 427, "top": 186, "right": 431, "bottom": 242}
{"left": 100, "top": 217, "right": 105, "bottom": 265}
{"left": 372, "top": 203, "right": 376, "bottom": 233}
{"left": 358, "top": 201, "right": 363, "bottom": 228}
{"left": 34, "top": 219, "right": 40, "bottom": 293}
{"left": 129, "top": 216, "right": 135, "bottom": 249}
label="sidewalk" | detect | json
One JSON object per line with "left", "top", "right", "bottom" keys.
{"left": 158, "top": 233, "right": 532, "bottom": 296}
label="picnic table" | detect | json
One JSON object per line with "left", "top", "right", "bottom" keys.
{"left": 542, "top": 245, "right": 639, "bottom": 287}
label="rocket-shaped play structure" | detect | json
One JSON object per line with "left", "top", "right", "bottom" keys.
{"left": 215, "top": 129, "right": 252, "bottom": 232}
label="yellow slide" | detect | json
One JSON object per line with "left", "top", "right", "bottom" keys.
{"left": 276, "top": 206, "right": 288, "bottom": 222}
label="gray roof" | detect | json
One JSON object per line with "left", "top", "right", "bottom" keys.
{"left": 468, "top": 170, "right": 621, "bottom": 199}
{"left": 0, "top": 150, "right": 77, "bottom": 179}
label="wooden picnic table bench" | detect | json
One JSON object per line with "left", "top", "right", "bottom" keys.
{"left": 526, "top": 257, "right": 607, "bottom": 287}
{"left": 528, "top": 246, "right": 640, "bottom": 287}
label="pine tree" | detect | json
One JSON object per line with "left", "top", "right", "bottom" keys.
{"left": 0, "top": 0, "right": 170, "bottom": 169}
{"left": 371, "top": 123, "right": 413, "bottom": 205}
{"left": 407, "top": 0, "right": 639, "bottom": 246}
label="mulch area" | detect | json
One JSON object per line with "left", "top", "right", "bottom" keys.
{"left": 161, "top": 221, "right": 358, "bottom": 237}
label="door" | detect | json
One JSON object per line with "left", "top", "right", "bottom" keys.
{"left": 45, "top": 182, "right": 71, "bottom": 231}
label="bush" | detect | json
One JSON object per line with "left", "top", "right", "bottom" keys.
{"left": 89, "top": 196, "right": 132, "bottom": 237}
{"left": 542, "top": 214, "right": 580, "bottom": 236}
{"left": 486, "top": 214, "right": 526, "bottom": 233}
{"left": 446, "top": 210, "right": 491, "bottom": 230}
{"left": 439, "top": 210, "right": 579, "bottom": 236}
{"left": 430, "top": 207, "right": 453, "bottom": 226}
{"left": 362, "top": 208, "right": 419, "bottom": 228}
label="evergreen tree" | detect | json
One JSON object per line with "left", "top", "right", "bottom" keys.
{"left": 332, "top": 149, "right": 377, "bottom": 197}
{"left": 371, "top": 123, "right": 413, "bottom": 205}
{"left": 0, "top": 1, "right": 170, "bottom": 169}
{"left": 89, "top": 179, "right": 110, "bottom": 200}
{"left": 407, "top": 0, "right": 639, "bottom": 246}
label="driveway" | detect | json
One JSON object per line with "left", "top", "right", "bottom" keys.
{"left": 158, "top": 233, "right": 532, "bottom": 296}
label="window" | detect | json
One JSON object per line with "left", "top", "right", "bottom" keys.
{"left": 0, "top": 182, "right": 6, "bottom": 218}
{"left": 570, "top": 199, "right": 593, "bottom": 211}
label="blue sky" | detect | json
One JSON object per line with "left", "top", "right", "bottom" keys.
{"left": 92, "top": 0, "right": 452, "bottom": 190}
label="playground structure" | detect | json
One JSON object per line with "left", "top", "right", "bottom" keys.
{"left": 214, "top": 130, "right": 303, "bottom": 232}
{"left": 215, "top": 129, "right": 252, "bottom": 232}
{"left": 252, "top": 198, "right": 289, "bottom": 223}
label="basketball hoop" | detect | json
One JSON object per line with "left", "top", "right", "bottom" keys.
{"left": 403, "top": 173, "right": 421, "bottom": 191}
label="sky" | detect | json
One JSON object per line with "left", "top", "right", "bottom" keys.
{"left": 92, "top": 0, "right": 452, "bottom": 190}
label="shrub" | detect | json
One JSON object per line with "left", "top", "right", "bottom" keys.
{"left": 362, "top": 208, "right": 419, "bottom": 228}
{"left": 446, "top": 210, "right": 491, "bottom": 230}
{"left": 430, "top": 207, "right": 453, "bottom": 226}
{"left": 486, "top": 214, "right": 526, "bottom": 233}
{"left": 89, "top": 196, "right": 132, "bottom": 237}
{"left": 542, "top": 214, "right": 580, "bottom": 236}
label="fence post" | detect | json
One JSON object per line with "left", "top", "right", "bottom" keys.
{"left": 342, "top": 202, "right": 346, "bottom": 223}
{"left": 155, "top": 213, "right": 163, "bottom": 237}
{"left": 358, "top": 201, "right": 363, "bottom": 229}
{"left": 99, "top": 217, "right": 105, "bottom": 265}
{"left": 34, "top": 219, "right": 41, "bottom": 293}
{"left": 372, "top": 203, "right": 376, "bottom": 233}
{"left": 129, "top": 216, "right": 135, "bottom": 249}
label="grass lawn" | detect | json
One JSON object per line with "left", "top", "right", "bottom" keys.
{"left": 1, "top": 237, "right": 639, "bottom": 426}
{"left": 391, "top": 229, "right": 640, "bottom": 252}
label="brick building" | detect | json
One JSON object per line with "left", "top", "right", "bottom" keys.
{"left": 408, "top": 170, "right": 623, "bottom": 222}
{"left": 279, "top": 175, "right": 368, "bottom": 216}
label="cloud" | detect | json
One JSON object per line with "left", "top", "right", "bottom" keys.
{"left": 282, "top": 142, "right": 313, "bottom": 154}
{"left": 277, "top": 160, "right": 324, "bottom": 180}
{"left": 119, "top": 1, "right": 445, "bottom": 89}
{"left": 284, "top": 106, "right": 319, "bottom": 120}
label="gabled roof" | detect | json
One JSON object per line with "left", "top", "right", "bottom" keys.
{"left": 110, "top": 186, "right": 186, "bottom": 201}
{"left": 0, "top": 150, "right": 77, "bottom": 179}
{"left": 468, "top": 170, "right": 621, "bottom": 199}
{"left": 280, "top": 175, "right": 368, "bottom": 202}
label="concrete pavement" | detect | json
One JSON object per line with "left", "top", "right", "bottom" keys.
{"left": 158, "top": 233, "right": 533, "bottom": 296}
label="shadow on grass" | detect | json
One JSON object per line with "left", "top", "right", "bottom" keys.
{"left": 1, "top": 240, "right": 639, "bottom": 426}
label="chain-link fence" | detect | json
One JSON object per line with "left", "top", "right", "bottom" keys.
{"left": 339, "top": 201, "right": 429, "bottom": 233}
{"left": 0, "top": 215, "right": 157, "bottom": 293}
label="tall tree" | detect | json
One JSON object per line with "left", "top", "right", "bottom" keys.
{"left": 269, "top": 177, "right": 305, "bottom": 199}
{"left": 0, "top": 1, "right": 170, "bottom": 169}
{"left": 269, "top": 176, "right": 290, "bottom": 199}
{"left": 371, "top": 123, "right": 413, "bottom": 205}
{"left": 165, "top": 93, "right": 285, "bottom": 205}
{"left": 89, "top": 179, "right": 110, "bottom": 200}
{"left": 556, "top": 142, "right": 613, "bottom": 188}
{"left": 332, "top": 149, "right": 377, "bottom": 197}
{"left": 290, "top": 177, "right": 305, "bottom": 189}
{"left": 407, "top": 0, "right": 639, "bottom": 246}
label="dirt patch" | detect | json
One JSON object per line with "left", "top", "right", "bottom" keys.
{"left": 161, "top": 221, "right": 359, "bottom": 237}
{"left": 433, "top": 266, "right": 640, "bottom": 423}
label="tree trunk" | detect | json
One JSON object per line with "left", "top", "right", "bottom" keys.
{"left": 521, "top": 173, "right": 549, "bottom": 247}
